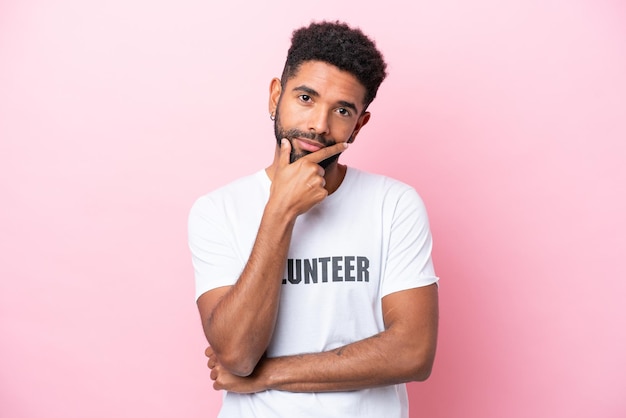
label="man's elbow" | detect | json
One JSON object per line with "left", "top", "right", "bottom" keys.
{"left": 405, "top": 352, "right": 436, "bottom": 382}
{"left": 214, "top": 348, "right": 259, "bottom": 377}
{"left": 205, "top": 329, "right": 263, "bottom": 376}
{"left": 410, "top": 361, "right": 434, "bottom": 382}
{"left": 225, "top": 362, "right": 256, "bottom": 378}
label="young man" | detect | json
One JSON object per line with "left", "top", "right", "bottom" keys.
{"left": 188, "top": 21, "right": 439, "bottom": 418}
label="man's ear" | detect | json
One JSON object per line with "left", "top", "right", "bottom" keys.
{"left": 268, "top": 78, "right": 282, "bottom": 116}
{"left": 348, "top": 111, "right": 371, "bottom": 144}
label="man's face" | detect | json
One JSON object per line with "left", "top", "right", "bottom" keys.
{"left": 270, "top": 61, "right": 370, "bottom": 168}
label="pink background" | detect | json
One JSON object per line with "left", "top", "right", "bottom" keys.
{"left": 1, "top": 1, "right": 625, "bottom": 417}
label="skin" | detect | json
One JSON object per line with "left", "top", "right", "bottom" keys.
{"left": 197, "top": 60, "right": 439, "bottom": 392}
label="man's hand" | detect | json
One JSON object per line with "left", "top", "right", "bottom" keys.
{"left": 206, "top": 346, "right": 267, "bottom": 393}
{"left": 269, "top": 139, "right": 348, "bottom": 217}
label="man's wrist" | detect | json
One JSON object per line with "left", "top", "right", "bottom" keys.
{"left": 263, "top": 200, "right": 298, "bottom": 226}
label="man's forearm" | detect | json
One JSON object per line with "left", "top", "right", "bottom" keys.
{"left": 260, "top": 329, "right": 434, "bottom": 392}
{"left": 204, "top": 203, "right": 295, "bottom": 376}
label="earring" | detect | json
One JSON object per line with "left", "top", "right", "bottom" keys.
{"left": 270, "top": 112, "right": 275, "bottom": 121}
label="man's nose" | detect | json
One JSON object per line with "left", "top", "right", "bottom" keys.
{"left": 307, "top": 107, "right": 330, "bottom": 136}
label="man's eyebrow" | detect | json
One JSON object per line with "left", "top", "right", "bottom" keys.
{"left": 293, "top": 85, "right": 359, "bottom": 114}
{"left": 293, "top": 85, "right": 320, "bottom": 97}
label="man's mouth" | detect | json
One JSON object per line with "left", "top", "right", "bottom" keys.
{"left": 293, "top": 137, "right": 324, "bottom": 153}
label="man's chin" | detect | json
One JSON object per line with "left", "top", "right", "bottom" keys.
{"left": 289, "top": 151, "right": 307, "bottom": 164}
{"left": 289, "top": 149, "right": 341, "bottom": 168}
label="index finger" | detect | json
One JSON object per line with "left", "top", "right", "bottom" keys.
{"left": 301, "top": 142, "right": 349, "bottom": 164}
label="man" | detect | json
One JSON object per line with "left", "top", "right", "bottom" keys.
{"left": 188, "top": 21, "right": 439, "bottom": 417}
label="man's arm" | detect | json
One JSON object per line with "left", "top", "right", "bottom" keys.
{"left": 207, "top": 283, "right": 438, "bottom": 392}
{"left": 197, "top": 140, "right": 349, "bottom": 377}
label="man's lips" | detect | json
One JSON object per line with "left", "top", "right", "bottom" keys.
{"left": 293, "top": 137, "right": 324, "bottom": 153}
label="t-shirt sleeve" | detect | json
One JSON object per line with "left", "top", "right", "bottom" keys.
{"left": 188, "top": 195, "right": 243, "bottom": 300}
{"left": 381, "top": 187, "right": 439, "bottom": 297}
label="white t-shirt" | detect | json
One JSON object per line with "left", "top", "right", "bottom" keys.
{"left": 188, "top": 167, "right": 438, "bottom": 418}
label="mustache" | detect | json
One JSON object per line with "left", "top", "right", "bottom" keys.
{"left": 281, "top": 129, "right": 335, "bottom": 147}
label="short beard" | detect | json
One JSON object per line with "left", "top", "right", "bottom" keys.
{"left": 273, "top": 107, "right": 342, "bottom": 169}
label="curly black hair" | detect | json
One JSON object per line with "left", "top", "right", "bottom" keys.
{"left": 281, "top": 21, "right": 387, "bottom": 109}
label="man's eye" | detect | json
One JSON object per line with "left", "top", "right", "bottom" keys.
{"left": 300, "top": 95, "right": 311, "bottom": 102}
{"left": 337, "top": 108, "right": 351, "bottom": 116}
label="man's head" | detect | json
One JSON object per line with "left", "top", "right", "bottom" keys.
{"left": 270, "top": 21, "right": 387, "bottom": 168}
{"left": 281, "top": 21, "right": 387, "bottom": 110}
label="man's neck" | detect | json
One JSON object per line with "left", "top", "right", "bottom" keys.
{"left": 322, "top": 162, "right": 347, "bottom": 195}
